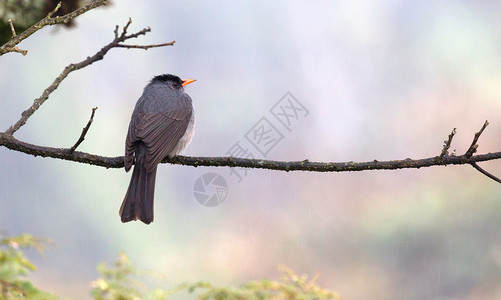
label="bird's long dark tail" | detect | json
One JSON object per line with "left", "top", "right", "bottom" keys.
{"left": 120, "top": 144, "right": 157, "bottom": 224}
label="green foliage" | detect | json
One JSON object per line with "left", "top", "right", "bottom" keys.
{"left": 1, "top": 233, "right": 339, "bottom": 299}
{"left": 90, "top": 252, "right": 145, "bottom": 300}
{"left": 0, "top": 233, "right": 56, "bottom": 299}
{"left": 178, "top": 267, "right": 340, "bottom": 299}
{"left": 92, "top": 255, "right": 339, "bottom": 300}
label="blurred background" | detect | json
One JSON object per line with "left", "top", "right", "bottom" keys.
{"left": 1, "top": 1, "right": 501, "bottom": 299}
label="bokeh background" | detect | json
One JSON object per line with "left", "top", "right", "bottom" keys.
{"left": 1, "top": 1, "right": 501, "bottom": 299}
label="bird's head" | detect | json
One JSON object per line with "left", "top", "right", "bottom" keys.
{"left": 151, "top": 74, "right": 196, "bottom": 90}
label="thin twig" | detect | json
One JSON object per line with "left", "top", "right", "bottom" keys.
{"left": 8, "top": 19, "right": 16, "bottom": 37}
{"left": 8, "top": 47, "right": 28, "bottom": 56}
{"left": 440, "top": 128, "right": 456, "bottom": 158}
{"left": 46, "top": 2, "right": 62, "bottom": 18}
{"left": 116, "top": 41, "right": 176, "bottom": 50}
{"left": 69, "top": 107, "right": 98, "bottom": 153}
{"left": 123, "top": 28, "right": 151, "bottom": 40}
{"left": 122, "top": 17, "right": 133, "bottom": 34}
{"left": 5, "top": 19, "right": 173, "bottom": 135}
{"left": 465, "top": 120, "right": 489, "bottom": 158}
{"left": 471, "top": 162, "right": 501, "bottom": 184}
{"left": 113, "top": 25, "right": 120, "bottom": 39}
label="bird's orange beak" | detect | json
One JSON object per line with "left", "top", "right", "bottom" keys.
{"left": 182, "top": 79, "right": 196, "bottom": 87}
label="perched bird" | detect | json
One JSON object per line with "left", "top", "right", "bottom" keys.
{"left": 120, "top": 74, "right": 196, "bottom": 224}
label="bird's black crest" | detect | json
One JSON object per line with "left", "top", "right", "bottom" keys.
{"left": 151, "top": 74, "right": 183, "bottom": 85}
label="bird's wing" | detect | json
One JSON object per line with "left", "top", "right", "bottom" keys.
{"left": 126, "top": 104, "right": 192, "bottom": 173}
{"left": 124, "top": 117, "right": 138, "bottom": 171}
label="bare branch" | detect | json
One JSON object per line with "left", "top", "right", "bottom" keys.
{"left": 440, "top": 128, "right": 456, "bottom": 158}
{"left": 69, "top": 107, "right": 98, "bottom": 153}
{"left": 465, "top": 120, "right": 489, "bottom": 158}
{"left": 471, "top": 162, "right": 501, "bottom": 184}
{"left": 1, "top": 131, "right": 501, "bottom": 172}
{"left": 0, "top": 0, "right": 107, "bottom": 56}
{"left": 0, "top": 132, "right": 121, "bottom": 168}
{"left": 5, "top": 19, "right": 174, "bottom": 135}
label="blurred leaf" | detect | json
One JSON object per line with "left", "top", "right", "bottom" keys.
{"left": 90, "top": 251, "right": 144, "bottom": 299}
{"left": 0, "top": 232, "right": 56, "bottom": 299}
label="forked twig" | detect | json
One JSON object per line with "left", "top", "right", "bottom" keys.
{"left": 440, "top": 128, "right": 456, "bottom": 158}
{"left": 465, "top": 120, "right": 489, "bottom": 158}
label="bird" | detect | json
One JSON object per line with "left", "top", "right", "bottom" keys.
{"left": 120, "top": 74, "right": 196, "bottom": 224}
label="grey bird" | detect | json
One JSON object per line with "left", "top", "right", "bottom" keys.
{"left": 120, "top": 74, "right": 196, "bottom": 224}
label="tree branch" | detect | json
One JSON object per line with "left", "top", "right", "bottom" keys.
{"left": 1, "top": 130, "right": 501, "bottom": 172}
{"left": 4, "top": 19, "right": 175, "bottom": 135}
{"left": 0, "top": 132, "right": 121, "bottom": 168}
{"left": 0, "top": 0, "right": 107, "bottom": 56}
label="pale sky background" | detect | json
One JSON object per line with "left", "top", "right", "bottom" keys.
{"left": 1, "top": 1, "right": 501, "bottom": 299}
